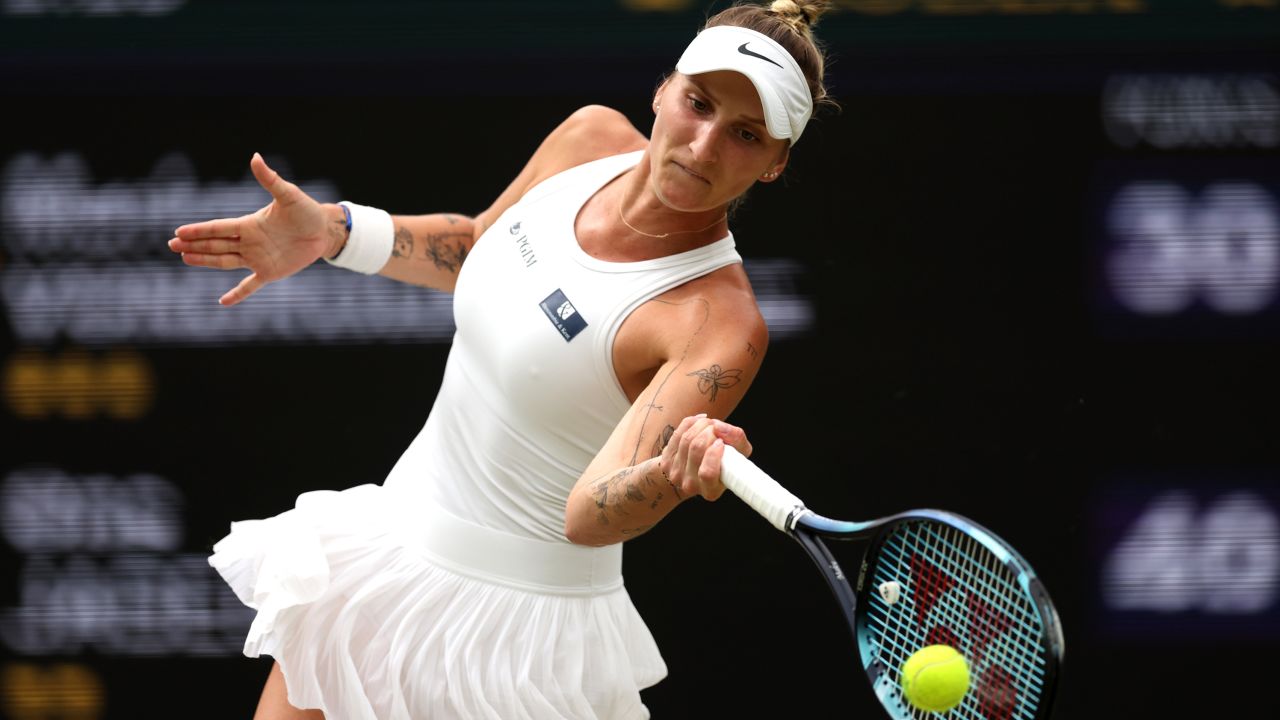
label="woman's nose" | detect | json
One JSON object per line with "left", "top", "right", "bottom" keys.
{"left": 688, "top": 122, "right": 720, "bottom": 163}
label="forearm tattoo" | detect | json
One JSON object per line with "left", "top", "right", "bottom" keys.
{"left": 424, "top": 232, "right": 470, "bottom": 272}
{"left": 393, "top": 226, "right": 413, "bottom": 258}
{"left": 391, "top": 223, "right": 471, "bottom": 273}
{"left": 589, "top": 461, "right": 665, "bottom": 535}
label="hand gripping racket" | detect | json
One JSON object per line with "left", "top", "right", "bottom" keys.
{"left": 720, "top": 447, "right": 1065, "bottom": 720}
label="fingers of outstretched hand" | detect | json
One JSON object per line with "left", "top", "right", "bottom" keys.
{"left": 168, "top": 237, "right": 241, "bottom": 255}
{"left": 179, "top": 251, "right": 245, "bottom": 270}
{"left": 169, "top": 236, "right": 245, "bottom": 270}
{"left": 219, "top": 272, "right": 264, "bottom": 307}
{"left": 250, "top": 152, "right": 299, "bottom": 204}
{"left": 174, "top": 218, "right": 241, "bottom": 240}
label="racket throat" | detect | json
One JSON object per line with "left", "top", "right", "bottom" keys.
{"left": 795, "top": 532, "right": 859, "bottom": 650}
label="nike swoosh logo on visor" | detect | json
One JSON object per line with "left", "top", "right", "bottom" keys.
{"left": 737, "top": 42, "right": 783, "bottom": 69}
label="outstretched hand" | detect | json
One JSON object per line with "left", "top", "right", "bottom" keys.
{"left": 167, "top": 153, "right": 338, "bottom": 306}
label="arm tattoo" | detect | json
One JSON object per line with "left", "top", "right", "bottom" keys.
{"left": 747, "top": 341, "right": 760, "bottom": 361}
{"left": 391, "top": 224, "right": 471, "bottom": 273}
{"left": 590, "top": 463, "right": 665, "bottom": 533}
{"left": 650, "top": 424, "right": 683, "bottom": 501}
{"left": 393, "top": 225, "right": 414, "bottom": 259}
{"left": 688, "top": 364, "right": 743, "bottom": 403}
{"left": 650, "top": 424, "right": 675, "bottom": 459}
{"left": 423, "top": 231, "right": 471, "bottom": 273}
{"left": 628, "top": 299, "right": 711, "bottom": 465}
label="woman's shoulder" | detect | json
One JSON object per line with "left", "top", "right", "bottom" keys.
{"left": 471, "top": 106, "right": 647, "bottom": 238}
{"left": 529, "top": 105, "right": 648, "bottom": 183}
{"left": 559, "top": 105, "right": 648, "bottom": 157}
{"left": 661, "top": 264, "right": 769, "bottom": 345}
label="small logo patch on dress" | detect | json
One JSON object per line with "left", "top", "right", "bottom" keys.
{"left": 539, "top": 289, "right": 588, "bottom": 342}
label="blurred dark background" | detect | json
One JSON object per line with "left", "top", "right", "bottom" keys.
{"left": 2, "top": 1, "right": 1278, "bottom": 718}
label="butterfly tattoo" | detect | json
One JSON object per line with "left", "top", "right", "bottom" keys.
{"left": 688, "top": 364, "right": 742, "bottom": 403}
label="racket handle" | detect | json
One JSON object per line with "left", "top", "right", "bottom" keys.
{"left": 719, "top": 446, "right": 808, "bottom": 533}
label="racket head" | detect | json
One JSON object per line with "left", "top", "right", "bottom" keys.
{"left": 847, "top": 510, "right": 1064, "bottom": 720}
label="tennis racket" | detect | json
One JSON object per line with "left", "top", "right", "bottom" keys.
{"left": 719, "top": 446, "right": 1065, "bottom": 720}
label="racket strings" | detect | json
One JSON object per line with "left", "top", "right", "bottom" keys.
{"left": 900, "top": 526, "right": 1044, "bottom": 717}
{"left": 864, "top": 521, "right": 1049, "bottom": 720}
{"left": 873, "top": 530, "right": 1041, "bottom": 719}
{"left": 908, "top": 526, "right": 1045, "bottom": 681}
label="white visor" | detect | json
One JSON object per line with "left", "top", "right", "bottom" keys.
{"left": 675, "top": 25, "right": 813, "bottom": 145}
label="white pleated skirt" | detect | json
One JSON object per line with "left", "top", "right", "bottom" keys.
{"left": 208, "top": 483, "right": 667, "bottom": 720}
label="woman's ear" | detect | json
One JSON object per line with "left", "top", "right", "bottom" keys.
{"left": 759, "top": 146, "right": 790, "bottom": 183}
{"left": 653, "top": 76, "right": 671, "bottom": 115}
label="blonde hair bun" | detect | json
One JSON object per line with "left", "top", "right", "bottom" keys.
{"left": 768, "top": 0, "right": 831, "bottom": 33}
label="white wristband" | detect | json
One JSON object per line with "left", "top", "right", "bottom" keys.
{"left": 326, "top": 201, "right": 394, "bottom": 274}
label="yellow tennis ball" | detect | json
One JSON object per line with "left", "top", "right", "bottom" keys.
{"left": 900, "top": 644, "right": 970, "bottom": 713}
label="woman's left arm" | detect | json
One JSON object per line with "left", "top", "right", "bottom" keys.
{"left": 564, "top": 272, "right": 769, "bottom": 546}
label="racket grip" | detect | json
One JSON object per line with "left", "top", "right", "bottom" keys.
{"left": 719, "top": 446, "right": 808, "bottom": 533}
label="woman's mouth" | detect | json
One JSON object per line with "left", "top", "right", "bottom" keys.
{"left": 672, "top": 161, "right": 710, "bottom": 184}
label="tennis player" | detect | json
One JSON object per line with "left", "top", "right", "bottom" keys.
{"left": 169, "top": 1, "right": 834, "bottom": 717}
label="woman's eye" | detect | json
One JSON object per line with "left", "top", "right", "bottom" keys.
{"left": 688, "top": 97, "right": 708, "bottom": 112}
{"left": 739, "top": 129, "right": 758, "bottom": 142}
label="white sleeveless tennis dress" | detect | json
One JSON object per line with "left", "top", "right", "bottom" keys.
{"left": 209, "top": 149, "right": 743, "bottom": 720}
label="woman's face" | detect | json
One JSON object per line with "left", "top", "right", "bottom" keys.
{"left": 648, "top": 71, "right": 790, "bottom": 214}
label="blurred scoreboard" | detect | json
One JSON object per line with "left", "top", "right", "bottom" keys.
{"left": 1093, "top": 479, "right": 1280, "bottom": 640}
{"left": 1087, "top": 67, "right": 1280, "bottom": 652}
{"left": 1092, "top": 73, "right": 1280, "bottom": 339}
